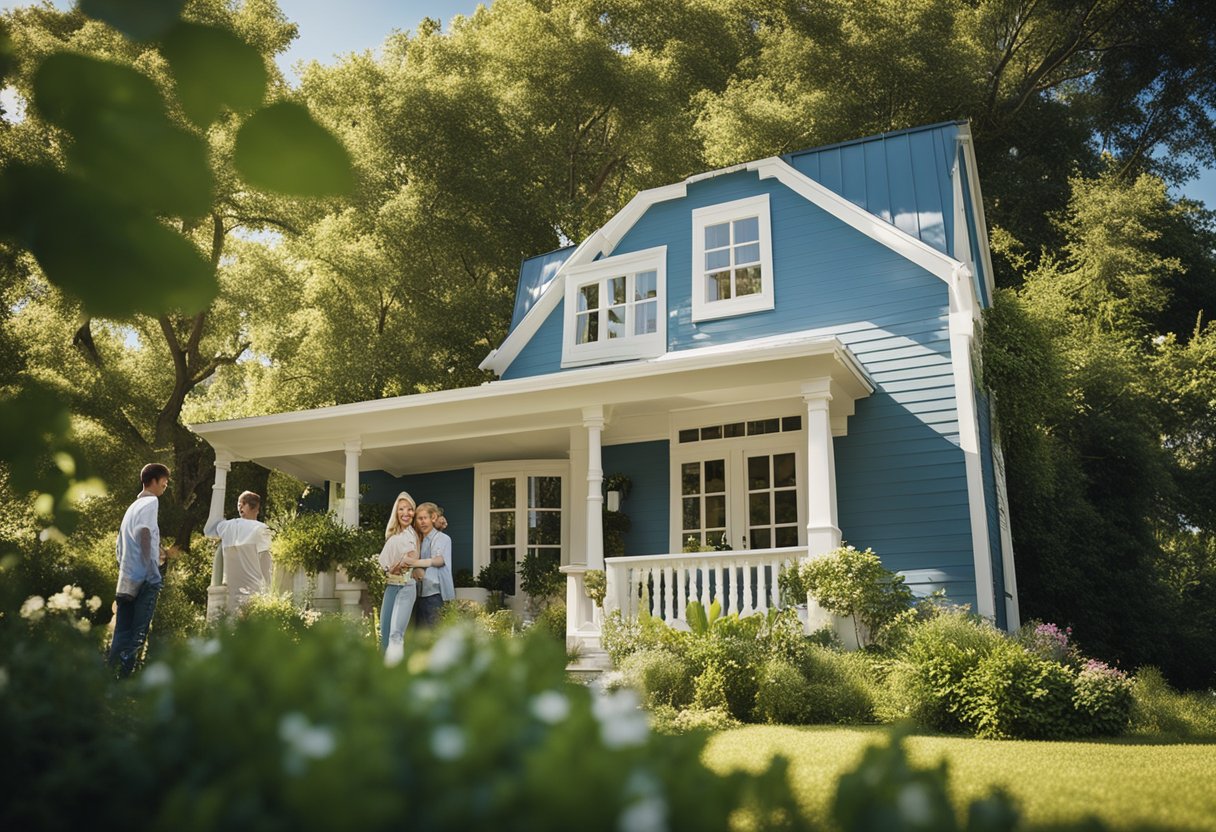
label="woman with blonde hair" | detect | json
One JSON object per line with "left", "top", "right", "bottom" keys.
{"left": 378, "top": 492, "right": 419, "bottom": 657}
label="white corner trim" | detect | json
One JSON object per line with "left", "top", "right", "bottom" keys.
{"left": 746, "top": 157, "right": 964, "bottom": 286}
{"left": 955, "top": 125, "right": 997, "bottom": 308}
{"left": 948, "top": 309, "right": 997, "bottom": 621}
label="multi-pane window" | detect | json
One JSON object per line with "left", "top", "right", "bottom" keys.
{"left": 703, "top": 216, "right": 761, "bottom": 302}
{"left": 563, "top": 245, "right": 666, "bottom": 367}
{"left": 691, "top": 195, "right": 773, "bottom": 322}
{"left": 483, "top": 470, "right": 565, "bottom": 596}
{"left": 575, "top": 270, "right": 658, "bottom": 344}
{"left": 746, "top": 452, "right": 799, "bottom": 549}
{"left": 681, "top": 458, "right": 727, "bottom": 550}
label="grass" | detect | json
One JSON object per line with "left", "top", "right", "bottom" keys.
{"left": 705, "top": 725, "right": 1216, "bottom": 831}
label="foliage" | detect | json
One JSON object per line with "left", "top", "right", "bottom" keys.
{"left": 519, "top": 548, "right": 562, "bottom": 614}
{"left": 453, "top": 568, "right": 475, "bottom": 588}
{"left": 2, "top": 613, "right": 813, "bottom": 831}
{"left": 649, "top": 705, "right": 739, "bottom": 736}
{"left": 271, "top": 511, "right": 380, "bottom": 577}
{"left": 530, "top": 599, "right": 566, "bottom": 644}
{"left": 476, "top": 557, "right": 516, "bottom": 600}
{"left": 1073, "top": 660, "right": 1134, "bottom": 737}
{"left": 620, "top": 648, "right": 695, "bottom": 709}
{"left": 583, "top": 568, "right": 606, "bottom": 607}
{"left": 956, "top": 639, "right": 1078, "bottom": 740}
{"left": 1128, "top": 666, "right": 1216, "bottom": 739}
{"left": 754, "top": 657, "right": 810, "bottom": 725}
{"left": 603, "top": 506, "right": 632, "bottom": 558}
{"left": 799, "top": 546, "right": 914, "bottom": 646}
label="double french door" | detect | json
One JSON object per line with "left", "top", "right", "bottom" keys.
{"left": 675, "top": 447, "right": 804, "bottom": 552}
{"left": 477, "top": 463, "right": 568, "bottom": 595}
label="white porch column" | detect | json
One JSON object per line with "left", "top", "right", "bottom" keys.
{"left": 583, "top": 406, "right": 605, "bottom": 570}
{"left": 802, "top": 380, "right": 841, "bottom": 555}
{"left": 342, "top": 440, "right": 362, "bottom": 529}
{"left": 205, "top": 451, "right": 234, "bottom": 622}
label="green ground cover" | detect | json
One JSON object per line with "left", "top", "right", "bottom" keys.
{"left": 706, "top": 725, "right": 1216, "bottom": 831}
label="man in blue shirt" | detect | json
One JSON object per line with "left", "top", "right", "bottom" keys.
{"left": 414, "top": 502, "right": 454, "bottom": 627}
{"left": 108, "top": 463, "right": 174, "bottom": 677}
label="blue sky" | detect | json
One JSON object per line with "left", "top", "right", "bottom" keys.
{"left": 4, "top": 0, "right": 1215, "bottom": 207}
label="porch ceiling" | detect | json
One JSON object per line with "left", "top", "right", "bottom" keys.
{"left": 189, "top": 332, "right": 873, "bottom": 485}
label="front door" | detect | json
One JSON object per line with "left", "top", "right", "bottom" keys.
{"left": 672, "top": 415, "right": 806, "bottom": 552}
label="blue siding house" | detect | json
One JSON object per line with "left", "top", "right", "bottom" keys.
{"left": 191, "top": 121, "right": 1019, "bottom": 645}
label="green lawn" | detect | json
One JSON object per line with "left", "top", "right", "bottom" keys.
{"left": 705, "top": 725, "right": 1216, "bottom": 831}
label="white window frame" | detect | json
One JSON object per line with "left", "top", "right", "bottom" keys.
{"left": 561, "top": 245, "right": 667, "bottom": 368}
{"left": 472, "top": 461, "right": 571, "bottom": 577}
{"left": 691, "top": 194, "right": 774, "bottom": 322}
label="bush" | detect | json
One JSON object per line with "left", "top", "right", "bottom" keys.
{"left": 957, "top": 639, "right": 1077, "bottom": 739}
{"left": 621, "top": 648, "right": 695, "bottom": 709}
{"left": 754, "top": 658, "right": 809, "bottom": 724}
{"left": 600, "top": 608, "right": 688, "bottom": 665}
{"left": 649, "top": 705, "right": 740, "bottom": 735}
{"left": 4, "top": 615, "right": 811, "bottom": 831}
{"left": 798, "top": 646, "right": 879, "bottom": 725}
{"left": 1073, "top": 660, "right": 1133, "bottom": 736}
{"left": 885, "top": 610, "right": 1008, "bottom": 732}
{"left": 519, "top": 549, "right": 562, "bottom": 614}
{"left": 693, "top": 660, "right": 730, "bottom": 711}
{"left": 531, "top": 600, "right": 566, "bottom": 644}
{"left": 272, "top": 511, "right": 381, "bottom": 577}
{"left": 1129, "top": 666, "right": 1216, "bottom": 738}
{"left": 799, "top": 545, "right": 914, "bottom": 646}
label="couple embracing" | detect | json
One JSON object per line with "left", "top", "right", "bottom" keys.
{"left": 378, "top": 492, "right": 453, "bottom": 661}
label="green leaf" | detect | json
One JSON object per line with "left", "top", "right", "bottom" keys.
{"left": 79, "top": 0, "right": 186, "bottom": 41}
{"left": 234, "top": 101, "right": 354, "bottom": 197}
{"left": 0, "top": 24, "right": 15, "bottom": 82}
{"left": 162, "top": 22, "right": 267, "bottom": 127}
{"left": 32, "top": 53, "right": 213, "bottom": 218}
{"left": 685, "top": 600, "right": 708, "bottom": 635}
{"left": 0, "top": 164, "right": 218, "bottom": 317}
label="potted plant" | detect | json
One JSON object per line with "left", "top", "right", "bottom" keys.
{"left": 583, "top": 568, "right": 606, "bottom": 624}
{"left": 476, "top": 558, "right": 516, "bottom": 611}
{"left": 272, "top": 512, "right": 380, "bottom": 611}
{"left": 454, "top": 568, "right": 489, "bottom": 605}
{"left": 519, "top": 551, "right": 563, "bottom": 617}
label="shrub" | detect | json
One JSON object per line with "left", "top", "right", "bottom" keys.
{"left": 1129, "top": 666, "right": 1216, "bottom": 738}
{"left": 531, "top": 600, "right": 566, "bottom": 644}
{"left": 620, "top": 648, "right": 695, "bottom": 708}
{"left": 1073, "top": 659, "right": 1133, "bottom": 736}
{"left": 693, "top": 660, "right": 730, "bottom": 711}
{"left": 957, "top": 638, "right": 1077, "bottom": 739}
{"left": 272, "top": 511, "right": 381, "bottom": 577}
{"left": 600, "top": 608, "right": 688, "bottom": 665}
{"left": 799, "top": 546, "right": 914, "bottom": 646}
{"left": 649, "top": 705, "right": 740, "bottom": 735}
{"left": 519, "top": 549, "right": 562, "bottom": 614}
{"left": 1017, "top": 620, "right": 1081, "bottom": 666}
{"left": 887, "top": 609, "right": 1009, "bottom": 732}
{"left": 799, "top": 646, "right": 879, "bottom": 725}
{"left": 476, "top": 557, "right": 516, "bottom": 602}
{"left": 755, "top": 658, "right": 809, "bottom": 724}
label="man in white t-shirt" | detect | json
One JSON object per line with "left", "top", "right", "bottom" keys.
{"left": 204, "top": 490, "right": 274, "bottom": 609}
{"left": 109, "top": 462, "right": 173, "bottom": 677}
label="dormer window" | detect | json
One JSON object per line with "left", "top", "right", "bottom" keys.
{"left": 691, "top": 194, "right": 774, "bottom": 322}
{"left": 562, "top": 245, "right": 667, "bottom": 367}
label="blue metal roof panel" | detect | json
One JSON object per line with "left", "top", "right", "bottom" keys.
{"left": 786, "top": 121, "right": 963, "bottom": 257}
{"left": 509, "top": 245, "right": 576, "bottom": 332}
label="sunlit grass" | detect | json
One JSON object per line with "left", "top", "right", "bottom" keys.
{"left": 705, "top": 725, "right": 1216, "bottom": 831}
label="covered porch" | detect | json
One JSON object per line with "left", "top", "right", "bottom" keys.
{"left": 189, "top": 332, "right": 873, "bottom": 651}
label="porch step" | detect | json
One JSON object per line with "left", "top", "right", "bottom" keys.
{"left": 566, "top": 648, "right": 613, "bottom": 682}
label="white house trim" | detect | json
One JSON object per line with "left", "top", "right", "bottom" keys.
{"left": 955, "top": 124, "right": 998, "bottom": 308}
{"left": 690, "top": 194, "right": 775, "bottom": 322}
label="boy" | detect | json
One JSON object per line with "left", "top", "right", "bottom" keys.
{"left": 205, "top": 490, "right": 274, "bottom": 609}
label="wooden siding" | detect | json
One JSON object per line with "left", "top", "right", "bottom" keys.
{"left": 602, "top": 440, "right": 670, "bottom": 556}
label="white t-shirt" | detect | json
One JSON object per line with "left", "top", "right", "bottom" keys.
{"left": 117, "top": 495, "right": 161, "bottom": 587}
{"left": 378, "top": 527, "right": 419, "bottom": 572}
{"left": 209, "top": 518, "right": 273, "bottom": 604}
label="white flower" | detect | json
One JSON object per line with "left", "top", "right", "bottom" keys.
{"left": 412, "top": 679, "right": 444, "bottom": 707}
{"left": 140, "top": 662, "right": 173, "bottom": 689}
{"left": 19, "top": 596, "right": 46, "bottom": 621}
{"left": 47, "top": 589, "right": 81, "bottom": 613}
{"left": 896, "top": 782, "right": 934, "bottom": 825}
{"left": 187, "top": 637, "right": 221, "bottom": 658}
{"left": 87, "top": 596, "right": 102, "bottom": 613}
{"left": 430, "top": 725, "right": 466, "bottom": 761}
{"left": 279, "top": 712, "right": 336, "bottom": 761}
{"left": 68, "top": 585, "right": 84, "bottom": 601}
{"left": 593, "top": 688, "right": 648, "bottom": 749}
{"left": 531, "top": 690, "right": 570, "bottom": 724}
{"left": 427, "top": 628, "right": 467, "bottom": 673}
{"left": 75, "top": 618, "right": 92, "bottom": 634}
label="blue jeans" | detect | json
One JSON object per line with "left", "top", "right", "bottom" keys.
{"left": 416, "top": 593, "right": 443, "bottom": 628}
{"left": 380, "top": 581, "right": 418, "bottom": 653}
{"left": 108, "top": 580, "right": 162, "bottom": 677}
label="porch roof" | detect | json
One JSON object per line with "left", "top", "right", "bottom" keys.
{"left": 189, "top": 331, "right": 873, "bottom": 485}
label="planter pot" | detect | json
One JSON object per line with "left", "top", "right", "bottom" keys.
{"left": 455, "top": 587, "right": 490, "bottom": 604}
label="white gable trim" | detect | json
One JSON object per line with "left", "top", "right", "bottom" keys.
{"left": 955, "top": 124, "right": 998, "bottom": 309}
{"left": 483, "top": 155, "right": 969, "bottom": 376}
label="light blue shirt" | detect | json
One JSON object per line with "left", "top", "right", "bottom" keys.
{"left": 419, "top": 529, "right": 454, "bottom": 600}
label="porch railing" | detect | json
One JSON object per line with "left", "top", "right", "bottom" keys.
{"left": 605, "top": 546, "right": 807, "bottom": 623}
